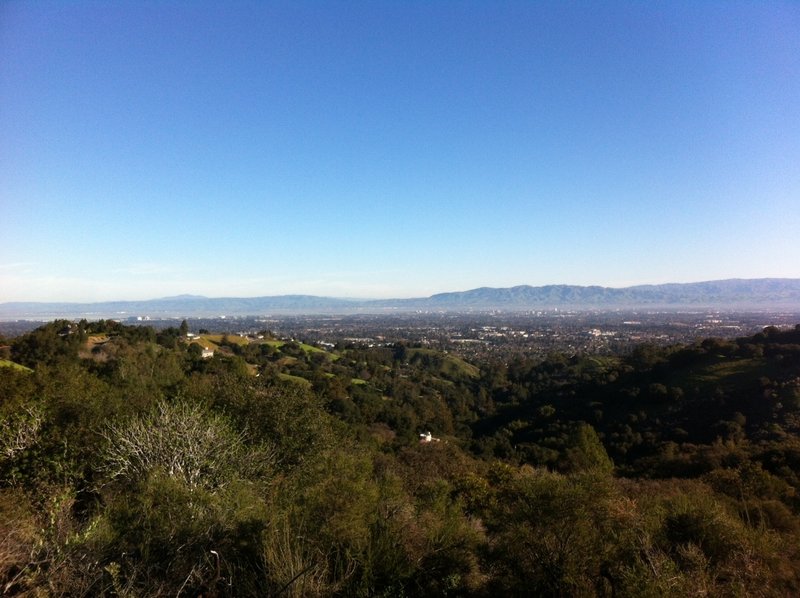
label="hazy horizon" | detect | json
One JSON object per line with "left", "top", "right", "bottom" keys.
{"left": 2, "top": 2, "right": 799, "bottom": 303}
{"left": 2, "top": 276, "right": 800, "bottom": 307}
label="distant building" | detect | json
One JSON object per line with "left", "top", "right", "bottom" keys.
{"left": 201, "top": 347, "right": 214, "bottom": 359}
{"left": 419, "top": 431, "right": 440, "bottom": 443}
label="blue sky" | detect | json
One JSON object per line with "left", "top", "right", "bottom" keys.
{"left": 2, "top": 1, "right": 799, "bottom": 302}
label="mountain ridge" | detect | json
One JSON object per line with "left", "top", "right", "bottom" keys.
{"left": 2, "top": 278, "right": 800, "bottom": 319}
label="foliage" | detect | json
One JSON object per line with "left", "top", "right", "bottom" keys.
{"left": 2, "top": 321, "right": 800, "bottom": 595}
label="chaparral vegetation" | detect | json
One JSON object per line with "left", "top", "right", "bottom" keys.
{"left": 2, "top": 319, "right": 800, "bottom": 595}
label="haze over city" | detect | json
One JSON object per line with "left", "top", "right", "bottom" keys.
{"left": 2, "top": 2, "right": 799, "bottom": 302}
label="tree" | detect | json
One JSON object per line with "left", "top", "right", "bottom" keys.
{"left": 100, "top": 399, "right": 274, "bottom": 490}
{"left": 561, "top": 423, "right": 614, "bottom": 475}
{"left": 485, "top": 467, "right": 618, "bottom": 595}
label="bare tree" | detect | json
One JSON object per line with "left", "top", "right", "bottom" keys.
{"left": 100, "top": 399, "right": 274, "bottom": 490}
{"left": 0, "top": 406, "right": 43, "bottom": 461}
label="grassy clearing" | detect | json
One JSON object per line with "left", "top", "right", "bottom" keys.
{"left": 278, "top": 373, "right": 312, "bottom": 388}
{"left": 408, "top": 348, "right": 480, "bottom": 379}
{"left": 192, "top": 335, "right": 339, "bottom": 363}
{"left": 265, "top": 339, "right": 329, "bottom": 352}
{"left": 196, "top": 336, "right": 220, "bottom": 348}
{"left": 442, "top": 354, "right": 480, "bottom": 379}
{"left": 681, "top": 358, "right": 772, "bottom": 391}
{"left": 200, "top": 334, "right": 248, "bottom": 346}
{"left": 0, "top": 359, "right": 33, "bottom": 373}
{"left": 300, "top": 342, "right": 329, "bottom": 354}
{"left": 261, "top": 339, "right": 339, "bottom": 360}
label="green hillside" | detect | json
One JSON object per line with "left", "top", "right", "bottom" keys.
{"left": 2, "top": 319, "right": 800, "bottom": 595}
{"left": 0, "top": 359, "right": 32, "bottom": 372}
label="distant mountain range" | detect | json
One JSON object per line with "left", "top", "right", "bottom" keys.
{"left": 2, "top": 278, "right": 800, "bottom": 320}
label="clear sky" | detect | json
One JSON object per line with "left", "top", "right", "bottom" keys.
{"left": 1, "top": 1, "right": 799, "bottom": 302}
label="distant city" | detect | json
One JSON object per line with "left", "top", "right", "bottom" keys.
{"left": 3, "top": 279, "right": 799, "bottom": 361}
{"left": 4, "top": 309, "right": 798, "bottom": 364}
{"left": 2, "top": 278, "right": 800, "bottom": 321}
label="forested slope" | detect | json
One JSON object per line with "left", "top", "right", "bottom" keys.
{"left": 2, "top": 320, "right": 800, "bottom": 595}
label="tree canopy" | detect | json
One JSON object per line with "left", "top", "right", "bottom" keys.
{"left": 2, "top": 321, "right": 800, "bottom": 595}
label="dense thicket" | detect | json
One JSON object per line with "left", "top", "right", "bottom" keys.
{"left": 2, "top": 321, "right": 800, "bottom": 595}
